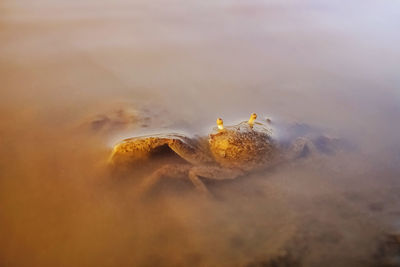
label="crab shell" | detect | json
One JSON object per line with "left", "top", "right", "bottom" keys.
{"left": 208, "top": 122, "right": 276, "bottom": 171}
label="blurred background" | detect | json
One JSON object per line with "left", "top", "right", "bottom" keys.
{"left": 1, "top": 0, "right": 400, "bottom": 266}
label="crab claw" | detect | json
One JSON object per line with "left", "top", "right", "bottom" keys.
{"left": 248, "top": 113, "right": 257, "bottom": 126}
{"left": 216, "top": 118, "right": 224, "bottom": 131}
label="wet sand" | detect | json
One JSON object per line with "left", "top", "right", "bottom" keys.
{"left": 1, "top": 0, "right": 400, "bottom": 266}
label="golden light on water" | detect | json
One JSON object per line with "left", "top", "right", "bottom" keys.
{"left": 1, "top": 0, "right": 400, "bottom": 266}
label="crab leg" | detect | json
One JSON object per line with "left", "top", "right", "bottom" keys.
{"left": 286, "top": 137, "right": 318, "bottom": 159}
{"left": 137, "top": 164, "right": 210, "bottom": 195}
{"left": 188, "top": 170, "right": 210, "bottom": 195}
{"left": 190, "top": 166, "right": 244, "bottom": 180}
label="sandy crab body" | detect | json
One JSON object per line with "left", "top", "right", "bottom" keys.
{"left": 109, "top": 114, "right": 340, "bottom": 194}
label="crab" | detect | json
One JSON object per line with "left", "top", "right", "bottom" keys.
{"left": 109, "top": 113, "right": 342, "bottom": 194}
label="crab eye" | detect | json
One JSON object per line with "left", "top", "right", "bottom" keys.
{"left": 248, "top": 113, "right": 257, "bottom": 125}
{"left": 216, "top": 118, "right": 224, "bottom": 130}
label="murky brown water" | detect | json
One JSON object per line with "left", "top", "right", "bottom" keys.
{"left": 1, "top": 0, "right": 400, "bottom": 266}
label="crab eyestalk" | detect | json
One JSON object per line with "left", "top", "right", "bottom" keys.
{"left": 216, "top": 118, "right": 224, "bottom": 131}
{"left": 248, "top": 113, "right": 257, "bottom": 127}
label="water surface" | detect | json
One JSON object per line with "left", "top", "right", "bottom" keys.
{"left": 1, "top": 0, "right": 400, "bottom": 266}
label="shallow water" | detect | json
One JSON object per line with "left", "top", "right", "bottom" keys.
{"left": 1, "top": 0, "right": 400, "bottom": 266}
